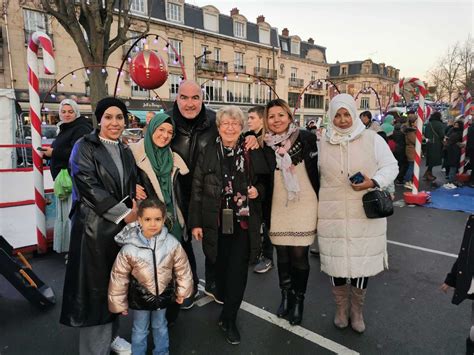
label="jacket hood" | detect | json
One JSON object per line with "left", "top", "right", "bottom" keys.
{"left": 114, "top": 223, "right": 169, "bottom": 248}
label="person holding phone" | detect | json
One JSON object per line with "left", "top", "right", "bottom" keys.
{"left": 60, "top": 97, "right": 138, "bottom": 354}
{"left": 188, "top": 106, "right": 268, "bottom": 345}
{"left": 317, "top": 94, "right": 398, "bottom": 334}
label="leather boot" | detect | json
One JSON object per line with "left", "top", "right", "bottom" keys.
{"left": 467, "top": 337, "right": 474, "bottom": 355}
{"left": 276, "top": 263, "right": 293, "bottom": 317}
{"left": 331, "top": 285, "right": 350, "bottom": 329}
{"left": 289, "top": 268, "right": 309, "bottom": 325}
{"left": 350, "top": 287, "right": 366, "bottom": 333}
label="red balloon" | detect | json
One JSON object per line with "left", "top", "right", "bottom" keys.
{"left": 130, "top": 50, "right": 169, "bottom": 90}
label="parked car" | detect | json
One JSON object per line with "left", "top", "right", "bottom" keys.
{"left": 16, "top": 125, "right": 58, "bottom": 166}
{"left": 121, "top": 128, "right": 143, "bottom": 145}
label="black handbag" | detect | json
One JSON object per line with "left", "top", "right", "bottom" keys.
{"left": 362, "top": 189, "right": 394, "bottom": 219}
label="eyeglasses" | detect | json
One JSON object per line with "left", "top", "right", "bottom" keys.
{"left": 219, "top": 121, "right": 241, "bottom": 129}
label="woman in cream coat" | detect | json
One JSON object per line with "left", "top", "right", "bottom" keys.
{"left": 318, "top": 94, "right": 398, "bottom": 333}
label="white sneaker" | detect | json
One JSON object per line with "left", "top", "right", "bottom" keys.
{"left": 111, "top": 336, "right": 132, "bottom": 355}
{"left": 404, "top": 182, "right": 413, "bottom": 189}
{"left": 443, "top": 183, "right": 457, "bottom": 189}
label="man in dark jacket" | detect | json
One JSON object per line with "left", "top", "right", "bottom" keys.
{"left": 167, "top": 80, "right": 219, "bottom": 310}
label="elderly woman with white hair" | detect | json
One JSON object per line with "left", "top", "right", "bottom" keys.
{"left": 188, "top": 105, "right": 269, "bottom": 345}
{"left": 43, "top": 99, "right": 92, "bottom": 253}
{"left": 317, "top": 94, "right": 398, "bottom": 333}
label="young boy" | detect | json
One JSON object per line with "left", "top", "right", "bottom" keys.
{"left": 247, "top": 105, "right": 274, "bottom": 274}
{"left": 108, "top": 198, "right": 193, "bottom": 355}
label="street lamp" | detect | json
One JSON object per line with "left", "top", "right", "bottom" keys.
{"left": 194, "top": 50, "right": 212, "bottom": 80}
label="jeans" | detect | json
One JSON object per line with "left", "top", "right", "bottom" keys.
{"left": 448, "top": 166, "right": 457, "bottom": 183}
{"left": 132, "top": 309, "right": 169, "bottom": 355}
{"left": 404, "top": 161, "right": 414, "bottom": 182}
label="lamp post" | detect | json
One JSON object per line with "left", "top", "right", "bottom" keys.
{"left": 194, "top": 50, "right": 212, "bottom": 81}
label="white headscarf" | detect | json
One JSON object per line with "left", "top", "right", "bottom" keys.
{"left": 326, "top": 94, "right": 365, "bottom": 145}
{"left": 59, "top": 99, "right": 81, "bottom": 120}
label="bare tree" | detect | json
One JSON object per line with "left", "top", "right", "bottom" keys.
{"left": 427, "top": 67, "right": 446, "bottom": 102}
{"left": 40, "top": 0, "right": 150, "bottom": 126}
{"left": 457, "top": 35, "right": 473, "bottom": 93}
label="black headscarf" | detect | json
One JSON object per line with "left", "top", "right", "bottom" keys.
{"left": 95, "top": 97, "right": 129, "bottom": 124}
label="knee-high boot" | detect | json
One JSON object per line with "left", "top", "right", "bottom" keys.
{"left": 276, "top": 263, "right": 293, "bottom": 318}
{"left": 350, "top": 286, "right": 367, "bottom": 333}
{"left": 332, "top": 285, "right": 350, "bottom": 329}
{"left": 289, "top": 268, "right": 309, "bottom": 325}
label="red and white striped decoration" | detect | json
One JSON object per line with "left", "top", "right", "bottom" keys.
{"left": 392, "top": 78, "right": 427, "bottom": 195}
{"left": 27, "top": 31, "right": 55, "bottom": 253}
{"left": 456, "top": 90, "right": 472, "bottom": 174}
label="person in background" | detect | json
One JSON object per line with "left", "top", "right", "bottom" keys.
{"left": 441, "top": 215, "right": 474, "bottom": 354}
{"left": 318, "top": 94, "right": 398, "bottom": 334}
{"left": 247, "top": 105, "right": 274, "bottom": 274}
{"left": 60, "top": 97, "right": 137, "bottom": 355}
{"left": 381, "top": 114, "right": 395, "bottom": 137}
{"left": 467, "top": 121, "right": 474, "bottom": 187}
{"left": 391, "top": 123, "right": 408, "bottom": 186}
{"left": 423, "top": 111, "right": 446, "bottom": 181}
{"left": 108, "top": 198, "right": 193, "bottom": 355}
{"left": 359, "top": 111, "right": 381, "bottom": 132}
{"left": 263, "top": 99, "right": 319, "bottom": 326}
{"left": 189, "top": 106, "right": 268, "bottom": 345}
{"left": 42, "top": 99, "right": 92, "bottom": 255}
{"left": 443, "top": 119, "right": 464, "bottom": 189}
{"left": 403, "top": 115, "right": 417, "bottom": 189}
{"left": 146, "top": 111, "right": 156, "bottom": 125}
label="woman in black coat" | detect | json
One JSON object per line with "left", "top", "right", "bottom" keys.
{"left": 60, "top": 98, "right": 137, "bottom": 354}
{"left": 188, "top": 105, "right": 268, "bottom": 345}
{"left": 445, "top": 120, "right": 464, "bottom": 184}
{"left": 43, "top": 99, "right": 92, "bottom": 253}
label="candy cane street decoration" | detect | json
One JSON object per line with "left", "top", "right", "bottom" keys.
{"left": 28, "top": 32, "right": 55, "bottom": 253}
{"left": 392, "top": 78, "right": 427, "bottom": 197}
{"left": 457, "top": 90, "right": 472, "bottom": 174}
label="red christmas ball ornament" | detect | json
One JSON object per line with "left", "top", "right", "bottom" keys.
{"left": 129, "top": 49, "right": 168, "bottom": 90}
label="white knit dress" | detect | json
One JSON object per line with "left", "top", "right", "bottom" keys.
{"left": 269, "top": 162, "right": 318, "bottom": 246}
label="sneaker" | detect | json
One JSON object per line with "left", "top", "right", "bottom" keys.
{"left": 443, "top": 183, "right": 456, "bottom": 189}
{"left": 253, "top": 257, "right": 273, "bottom": 274}
{"left": 110, "top": 336, "right": 131, "bottom": 355}
{"left": 180, "top": 290, "right": 200, "bottom": 310}
{"left": 309, "top": 248, "right": 320, "bottom": 257}
{"left": 204, "top": 282, "right": 224, "bottom": 304}
{"left": 225, "top": 322, "right": 241, "bottom": 345}
{"left": 404, "top": 181, "right": 414, "bottom": 189}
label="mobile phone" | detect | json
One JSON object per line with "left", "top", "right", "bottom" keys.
{"left": 37, "top": 147, "right": 47, "bottom": 151}
{"left": 222, "top": 208, "right": 234, "bottom": 235}
{"left": 119, "top": 195, "right": 132, "bottom": 208}
{"left": 349, "top": 172, "right": 365, "bottom": 184}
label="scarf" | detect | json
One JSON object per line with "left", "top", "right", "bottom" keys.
{"left": 264, "top": 123, "right": 300, "bottom": 201}
{"left": 326, "top": 94, "right": 366, "bottom": 145}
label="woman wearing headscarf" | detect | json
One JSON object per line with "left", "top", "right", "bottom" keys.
{"left": 263, "top": 99, "right": 319, "bottom": 326}
{"left": 380, "top": 114, "right": 395, "bottom": 137}
{"left": 318, "top": 94, "right": 398, "bottom": 333}
{"left": 60, "top": 97, "right": 137, "bottom": 355}
{"left": 42, "top": 99, "right": 92, "bottom": 253}
{"left": 423, "top": 111, "right": 446, "bottom": 181}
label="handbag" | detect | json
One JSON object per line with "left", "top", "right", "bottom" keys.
{"left": 362, "top": 189, "right": 393, "bottom": 219}
{"left": 53, "top": 168, "right": 73, "bottom": 200}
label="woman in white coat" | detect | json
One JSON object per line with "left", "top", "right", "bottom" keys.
{"left": 317, "top": 94, "right": 398, "bottom": 333}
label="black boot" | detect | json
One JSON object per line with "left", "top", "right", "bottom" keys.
{"left": 289, "top": 268, "right": 309, "bottom": 325}
{"left": 226, "top": 321, "right": 241, "bottom": 345}
{"left": 276, "top": 263, "right": 293, "bottom": 317}
{"left": 467, "top": 337, "right": 474, "bottom": 355}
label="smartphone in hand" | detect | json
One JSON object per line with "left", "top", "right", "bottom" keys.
{"left": 349, "top": 172, "right": 365, "bottom": 184}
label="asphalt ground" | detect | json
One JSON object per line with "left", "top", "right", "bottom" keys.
{"left": 0, "top": 166, "right": 472, "bottom": 355}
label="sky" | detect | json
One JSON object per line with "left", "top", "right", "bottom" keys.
{"left": 189, "top": 0, "right": 473, "bottom": 82}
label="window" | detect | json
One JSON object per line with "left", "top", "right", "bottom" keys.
{"left": 129, "top": 30, "right": 144, "bottom": 51}
{"left": 203, "top": 12, "right": 218, "bottom": 32}
{"left": 341, "top": 67, "right": 347, "bottom": 75}
{"left": 233, "top": 21, "right": 246, "bottom": 39}
{"left": 130, "top": 0, "right": 146, "bottom": 14}
{"left": 23, "top": 9, "right": 51, "bottom": 44}
{"left": 226, "top": 81, "right": 251, "bottom": 103}
{"left": 291, "top": 41, "right": 300, "bottom": 55}
{"left": 131, "top": 79, "right": 148, "bottom": 97}
{"left": 234, "top": 52, "right": 244, "bottom": 70}
{"left": 214, "top": 48, "right": 221, "bottom": 62}
{"left": 167, "top": 2, "right": 183, "bottom": 23}
{"left": 255, "top": 82, "right": 271, "bottom": 104}
{"left": 168, "top": 39, "right": 182, "bottom": 64}
{"left": 304, "top": 94, "right": 324, "bottom": 109}
{"left": 267, "top": 58, "right": 271, "bottom": 69}
{"left": 311, "top": 71, "right": 317, "bottom": 81}
{"left": 290, "top": 67, "right": 297, "bottom": 80}
{"left": 259, "top": 27, "right": 270, "bottom": 44}
{"left": 201, "top": 45, "right": 209, "bottom": 63}
{"left": 199, "top": 78, "right": 224, "bottom": 102}
{"left": 256, "top": 57, "right": 261, "bottom": 70}
{"left": 169, "top": 74, "right": 181, "bottom": 100}
{"left": 360, "top": 97, "right": 370, "bottom": 109}
{"left": 280, "top": 40, "right": 288, "bottom": 51}
{"left": 288, "top": 92, "right": 300, "bottom": 108}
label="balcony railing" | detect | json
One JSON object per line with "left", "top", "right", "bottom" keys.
{"left": 254, "top": 67, "right": 277, "bottom": 80}
{"left": 288, "top": 78, "right": 304, "bottom": 88}
{"left": 196, "top": 59, "right": 228, "bottom": 73}
{"left": 234, "top": 64, "right": 246, "bottom": 74}
{"left": 39, "top": 78, "right": 56, "bottom": 93}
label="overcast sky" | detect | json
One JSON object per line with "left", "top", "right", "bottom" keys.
{"left": 189, "top": 0, "right": 473, "bottom": 81}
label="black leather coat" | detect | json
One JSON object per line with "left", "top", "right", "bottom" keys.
{"left": 445, "top": 214, "right": 474, "bottom": 305}
{"left": 168, "top": 102, "right": 218, "bottom": 221}
{"left": 188, "top": 139, "right": 270, "bottom": 263}
{"left": 60, "top": 130, "right": 136, "bottom": 327}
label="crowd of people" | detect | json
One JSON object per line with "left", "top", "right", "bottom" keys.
{"left": 47, "top": 80, "right": 474, "bottom": 354}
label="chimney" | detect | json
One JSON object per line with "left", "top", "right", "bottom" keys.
{"left": 282, "top": 28, "right": 289, "bottom": 37}
{"left": 257, "top": 15, "right": 265, "bottom": 23}
{"left": 230, "top": 8, "right": 239, "bottom": 16}
{"left": 308, "top": 37, "right": 314, "bottom": 45}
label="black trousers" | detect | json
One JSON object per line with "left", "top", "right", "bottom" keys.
{"left": 216, "top": 226, "right": 250, "bottom": 322}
